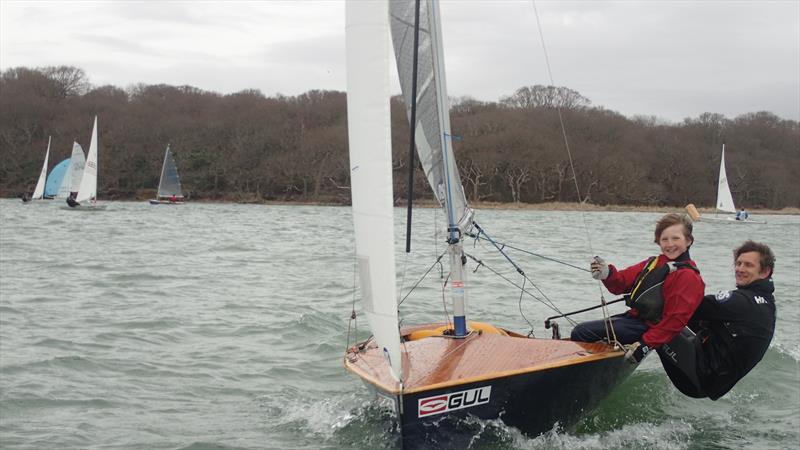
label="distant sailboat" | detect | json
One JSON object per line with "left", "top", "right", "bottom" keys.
{"left": 65, "top": 143, "right": 86, "bottom": 200}
{"left": 343, "top": 1, "right": 636, "bottom": 445}
{"left": 66, "top": 116, "right": 104, "bottom": 209}
{"left": 686, "top": 143, "right": 765, "bottom": 224}
{"left": 149, "top": 145, "right": 185, "bottom": 205}
{"left": 716, "top": 143, "right": 736, "bottom": 215}
{"left": 23, "top": 136, "right": 52, "bottom": 202}
{"left": 45, "top": 158, "right": 71, "bottom": 200}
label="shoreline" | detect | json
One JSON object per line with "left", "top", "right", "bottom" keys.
{"left": 27, "top": 197, "right": 794, "bottom": 215}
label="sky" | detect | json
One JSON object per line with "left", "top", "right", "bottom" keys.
{"left": 1, "top": 0, "right": 798, "bottom": 123}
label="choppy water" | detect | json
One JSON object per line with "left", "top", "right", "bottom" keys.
{"left": 1, "top": 199, "right": 798, "bottom": 449}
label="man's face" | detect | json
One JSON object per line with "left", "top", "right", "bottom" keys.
{"left": 735, "top": 251, "right": 770, "bottom": 286}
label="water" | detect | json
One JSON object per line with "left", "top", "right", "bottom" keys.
{"left": 1, "top": 199, "right": 798, "bottom": 449}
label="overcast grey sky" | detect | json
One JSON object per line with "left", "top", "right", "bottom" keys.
{"left": 1, "top": 0, "right": 798, "bottom": 122}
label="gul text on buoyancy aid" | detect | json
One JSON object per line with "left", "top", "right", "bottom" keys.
{"left": 625, "top": 256, "right": 700, "bottom": 323}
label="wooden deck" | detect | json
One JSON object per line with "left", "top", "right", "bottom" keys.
{"left": 345, "top": 324, "right": 624, "bottom": 394}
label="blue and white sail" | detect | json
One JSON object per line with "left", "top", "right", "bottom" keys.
{"left": 45, "top": 158, "right": 70, "bottom": 199}
{"left": 345, "top": 0, "right": 403, "bottom": 381}
{"left": 31, "top": 136, "right": 51, "bottom": 200}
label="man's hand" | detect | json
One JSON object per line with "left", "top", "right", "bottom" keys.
{"left": 624, "top": 341, "right": 650, "bottom": 364}
{"left": 590, "top": 256, "right": 610, "bottom": 280}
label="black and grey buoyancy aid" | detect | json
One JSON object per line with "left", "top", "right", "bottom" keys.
{"left": 625, "top": 256, "right": 699, "bottom": 323}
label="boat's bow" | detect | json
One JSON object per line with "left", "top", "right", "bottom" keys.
{"left": 345, "top": 322, "right": 635, "bottom": 442}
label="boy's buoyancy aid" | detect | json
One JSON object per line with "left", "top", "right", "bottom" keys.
{"left": 625, "top": 256, "right": 700, "bottom": 323}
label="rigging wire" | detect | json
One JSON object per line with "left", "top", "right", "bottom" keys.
{"left": 466, "top": 230, "right": 589, "bottom": 273}
{"left": 464, "top": 251, "right": 578, "bottom": 326}
{"left": 530, "top": 1, "right": 619, "bottom": 344}
{"left": 398, "top": 249, "right": 448, "bottom": 307}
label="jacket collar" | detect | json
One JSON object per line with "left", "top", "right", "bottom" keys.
{"left": 737, "top": 277, "right": 775, "bottom": 296}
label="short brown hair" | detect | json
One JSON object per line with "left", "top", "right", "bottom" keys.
{"left": 734, "top": 240, "right": 775, "bottom": 275}
{"left": 654, "top": 213, "right": 694, "bottom": 245}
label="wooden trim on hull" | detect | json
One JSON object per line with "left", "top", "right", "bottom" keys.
{"left": 345, "top": 327, "right": 625, "bottom": 395}
{"left": 345, "top": 324, "right": 636, "bottom": 443}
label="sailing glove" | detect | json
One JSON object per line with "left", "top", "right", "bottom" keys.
{"left": 624, "top": 341, "right": 650, "bottom": 364}
{"left": 590, "top": 256, "right": 610, "bottom": 280}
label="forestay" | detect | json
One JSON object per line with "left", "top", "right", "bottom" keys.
{"left": 389, "top": 0, "right": 473, "bottom": 232}
{"left": 157, "top": 145, "right": 184, "bottom": 198}
{"left": 345, "top": 1, "right": 403, "bottom": 381}
{"left": 716, "top": 143, "right": 736, "bottom": 213}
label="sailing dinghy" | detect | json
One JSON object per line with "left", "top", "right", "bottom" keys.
{"left": 149, "top": 145, "right": 185, "bottom": 205}
{"left": 63, "top": 142, "right": 86, "bottom": 201}
{"left": 45, "top": 157, "right": 71, "bottom": 200}
{"left": 343, "top": 1, "right": 637, "bottom": 445}
{"left": 66, "top": 116, "right": 105, "bottom": 210}
{"left": 686, "top": 143, "right": 765, "bottom": 224}
{"left": 22, "top": 137, "right": 52, "bottom": 202}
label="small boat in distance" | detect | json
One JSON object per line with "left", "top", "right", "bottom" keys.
{"left": 149, "top": 145, "right": 185, "bottom": 205}
{"left": 686, "top": 143, "right": 766, "bottom": 224}
{"left": 22, "top": 136, "right": 52, "bottom": 202}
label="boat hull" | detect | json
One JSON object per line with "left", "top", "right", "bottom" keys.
{"left": 345, "top": 324, "right": 636, "bottom": 446}
{"left": 396, "top": 354, "right": 632, "bottom": 446}
{"left": 699, "top": 216, "right": 767, "bottom": 225}
{"left": 149, "top": 199, "right": 185, "bottom": 205}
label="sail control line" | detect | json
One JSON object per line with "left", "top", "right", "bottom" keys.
{"left": 530, "top": 1, "right": 621, "bottom": 348}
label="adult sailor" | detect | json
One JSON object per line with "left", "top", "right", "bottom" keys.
{"left": 658, "top": 240, "right": 776, "bottom": 400}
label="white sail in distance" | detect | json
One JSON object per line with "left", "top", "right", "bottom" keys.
{"left": 31, "top": 136, "right": 51, "bottom": 199}
{"left": 716, "top": 144, "right": 736, "bottom": 213}
{"left": 68, "top": 142, "right": 86, "bottom": 195}
{"left": 76, "top": 116, "right": 98, "bottom": 203}
{"left": 157, "top": 145, "right": 184, "bottom": 198}
{"left": 345, "top": 0, "right": 403, "bottom": 381}
{"left": 390, "top": 0, "right": 473, "bottom": 232}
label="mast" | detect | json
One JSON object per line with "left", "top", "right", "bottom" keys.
{"left": 426, "top": 0, "right": 468, "bottom": 337}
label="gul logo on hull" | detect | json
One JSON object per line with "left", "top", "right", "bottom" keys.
{"left": 417, "top": 386, "right": 491, "bottom": 418}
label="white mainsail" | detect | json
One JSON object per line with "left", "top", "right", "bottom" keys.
{"left": 716, "top": 143, "right": 736, "bottom": 213}
{"left": 76, "top": 116, "right": 98, "bottom": 203}
{"left": 345, "top": 0, "right": 403, "bottom": 381}
{"left": 68, "top": 142, "right": 86, "bottom": 195}
{"left": 31, "top": 136, "right": 51, "bottom": 199}
{"left": 157, "top": 145, "right": 184, "bottom": 198}
{"left": 390, "top": 0, "right": 472, "bottom": 232}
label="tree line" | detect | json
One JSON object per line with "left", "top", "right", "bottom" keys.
{"left": 1, "top": 66, "right": 798, "bottom": 208}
